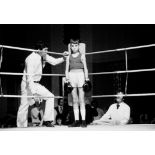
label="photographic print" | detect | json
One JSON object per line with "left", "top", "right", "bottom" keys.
{"left": 0, "top": 24, "right": 155, "bottom": 131}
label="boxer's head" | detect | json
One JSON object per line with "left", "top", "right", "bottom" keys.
{"left": 70, "top": 39, "right": 79, "bottom": 53}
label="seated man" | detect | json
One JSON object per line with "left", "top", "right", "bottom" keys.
{"left": 92, "top": 92, "right": 130, "bottom": 125}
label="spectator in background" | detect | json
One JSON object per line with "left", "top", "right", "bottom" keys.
{"left": 86, "top": 99, "right": 104, "bottom": 124}
{"left": 91, "top": 100, "right": 104, "bottom": 121}
{"left": 30, "top": 102, "right": 44, "bottom": 127}
{"left": 65, "top": 94, "right": 74, "bottom": 125}
{"left": 139, "top": 113, "right": 150, "bottom": 124}
{"left": 85, "top": 98, "right": 97, "bottom": 124}
{"left": 151, "top": 117, "right": 155, "bottom": 124}
{"left": 56, "top": 115, "right": 63, "bottom": 126}
{"left": 55, "top": 98, "right": 68, "bottom": 125}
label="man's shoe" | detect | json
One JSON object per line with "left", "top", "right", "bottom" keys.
{"left": 68, "top": 121, "right": 80, "bottom": 127}
{"left": 43, "top": 121, "right": 54, "bottom": 127}
{"left": 81, "top": 120, "right": 87, "bottom": 128}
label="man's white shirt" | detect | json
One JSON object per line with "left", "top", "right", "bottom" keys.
{"left": 100, "top": 102, "right": 130, "bottom": 125}
{"left": 22, "top": 52, "right": 64, "bottom": 94}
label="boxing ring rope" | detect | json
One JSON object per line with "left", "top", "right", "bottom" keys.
{"left": 1, "top": 43, "right": 155, "bottom": 99}
{"left": 0, "top": 47, "right": 3, "bottom": 95}
{"left": 1, "top": 43, "right": 155, "bottom": 56}
{"left": 86, "top": 43, "right": 155, "bottom": 55}
{"left": 0, "top": 45, "right": 63, "bottom": 55}
{"left": 1, "top": 68, "right": 155, "bottom": 76}
{"left": 89, "top": 68, "right": 155, "bottom": 75}
{"left": 92, "top": 93, "right": 155, "bottom": 98}
{"left": 0, "top": 72, "right": 65, "bottom": 76}
{"left": 125, "top": 50, "right": 128, "bottom": 94}
{"left": 1, "top": 93, "right": 155, "bottom": 99}
{"left": 0, "top": 94, "right": 63, "bottom": 99}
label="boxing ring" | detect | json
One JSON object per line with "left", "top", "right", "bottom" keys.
{"left": 0, "top": 124, "right": 155, "bottom": 131}
{"left": 1, "top": 43, "right": 155, "bottom": 130}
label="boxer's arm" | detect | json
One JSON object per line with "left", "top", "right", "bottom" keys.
{"left": 81, "top": 54, "right": 89, "bottom": 80}
{"left": 65, "top": 56, "right": 70, "bottom": 81}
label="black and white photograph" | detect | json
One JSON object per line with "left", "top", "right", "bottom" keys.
{"left": 1, "top": 24, "right": 155, "bottom": 131}
{"left": 1, "top": 1, "right": 155, "bottom": 155}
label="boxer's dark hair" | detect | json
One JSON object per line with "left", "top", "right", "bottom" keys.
{"left": 70, "top": 39, "right": 79, "bottom": 44}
